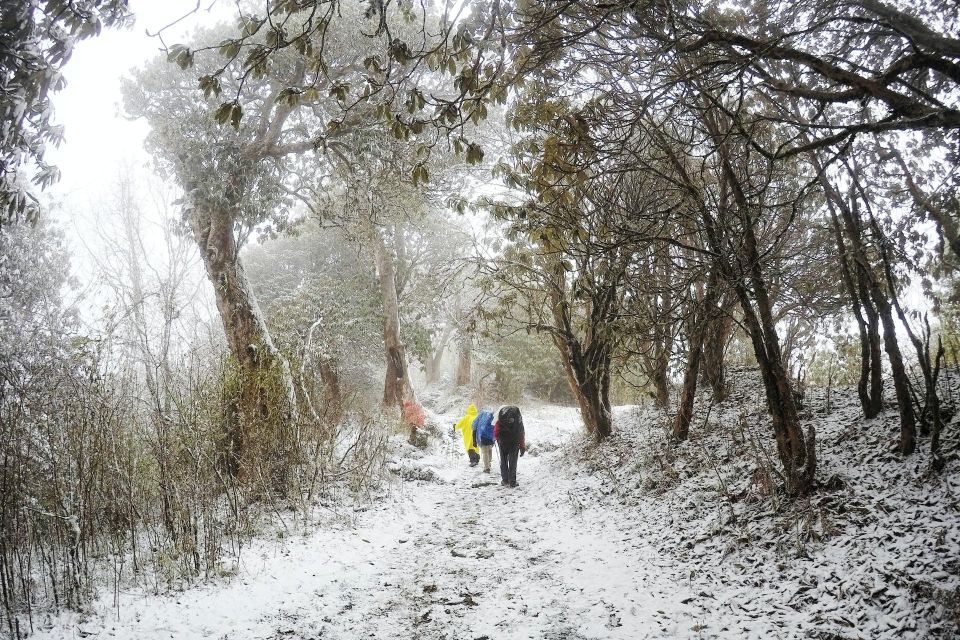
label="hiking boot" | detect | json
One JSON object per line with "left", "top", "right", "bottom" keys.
{"left": 510, "top": 481, "right": 518, "bottom": 488}
{"left": 501, "top": 480, "right": 509, "bottom": 486}
{"left": 483, "top": 468, "right": 490, "bottom": 473}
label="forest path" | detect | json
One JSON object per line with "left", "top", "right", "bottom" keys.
{"left": 320, "top": 449, "right": 703, "bottom": 640}
{"left": 38, "top": 406, "right": 702, "bottom": 640}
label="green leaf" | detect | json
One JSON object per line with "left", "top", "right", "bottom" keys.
{"left": 469, "top": 101, "right": 488, "bottom": 125}
{"left": 265, "top": 27, "right": 285, "bottom": 48}
{"left": 412, "top": 164, "right": 429, "bottom": 186}
{"left": 466, "top": 143, "right": 484, "bottom": 165}
{"left": 391, "top": 120, "right": 408, "bottom": 140}
{"left": 328, "top": 82, "right": 349, "bottom": 102}
{"left": 407, "top": 89, "right": 424, "bottom": 114}
{"left": 241, "top": 17, "right": 263, "bottom": 37}
{"left": 199, "top": 75, "right": 222, "bottom": 98}
{"left": 230, "top": 102, "right": 243, "bottom": 129}
{"left": 218, "top": 39, "right": 241, "bottom": 58}
{"left": 444, "top": 104, "right": 458, "bottom": 124}
{"left": 276, "top": 88, "right": 300, "bottom": 107}
{"left": 214, "top": 101, "right": 233, "bottom": 125}
{"left": 167, "top": 44, "right": 193, "bottom": 69}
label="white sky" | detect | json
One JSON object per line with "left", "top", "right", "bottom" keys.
{"left": 48, "top": 0, "right": 229, "bottom": 203}
{"left": 43, "top": 0, "right": 232, "bottom": 333}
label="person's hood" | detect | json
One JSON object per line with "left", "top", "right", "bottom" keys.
{"left": 466, "top": 404, "right": 477, "bottom": 415}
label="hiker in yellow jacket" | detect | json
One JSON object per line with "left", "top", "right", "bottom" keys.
{"left": 454, "top": 404, "right": 481, "bottom": 467}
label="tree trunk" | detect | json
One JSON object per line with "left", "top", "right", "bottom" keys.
{"left": 828, "top": 176, "right": 916, "bottom": 452}
{"left": 700, "top": 302, "right": 732, "bottom": 403}
{"left": 455, "top": 333, "right": 472, "bottom": 387}
{"left": 708, "top": 130, "right": 814, "bottom": 495}
{"left": 863, "top": 307, "right": 884, "bottom": 417}
{"left": 856, "top": 257, "right": 886, "bottom": 420}
{"left": 651, "top": 344, "right": 670, "bottom": 408}
{"left": 318, "top": 359, "right": 342, "bottom": 409}
{"left": 817, "top": 159, "right": 884, "bottom": 419}
{"left": 829, "top": 205, "right": 883, "bottom": 418}
{"left": 673, "top": 333, "right": 704, "bottom": 441}
{"left": 674, "top": 270, "right": 721, "bottom": 440}
{"left": 652, "top": 244, "right": 672, "bottom": 408}
{"left": 557, "top": 346, "right": 592, "bottom": 431}
{"left": 300, "top": 319, "right": 342, "bottom": 426}
{"left": 733, "top": 272, "right": 814, "bottom": 493}
{"left": 425, "top": 325, "right": 453, "bottom": 385}
{"left": 191, "top": 209, "right": 280, "bottom": 369}
{"left": 549, "top": 281, "right": 614, "bottom": 440}
{"left": 658, "top": 113, "right": 813, "bottom": 493}
{"left": 847, "top": 165, "right": 917, "bottom": 453}
{"left": 737, "top": 211, "right": 812, "bottom": 492}
{"left": 557, "top": 338, "right": 613, "bottom": 440}
{"left": 876, "top": 299, "right": 917, "bottom": 453}
{"left": 585, "top": 344, "right": 614, "bottom": 439}
{"left": 424, "top": 357, "right": 439, "bottom": 386}
{"left": 190, "top": 204, "right": 296, "bottom": 480}
{"left": 883, "top": 257, "right": 941, "bottom": 441}
{"left": 374, "top": 229, "right": 413, "bottom": 407}
{"left": 578, "top": 374, "right": 613, "bottom": 439}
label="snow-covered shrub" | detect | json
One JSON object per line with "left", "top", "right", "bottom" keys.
{"left": 0, "top": 221, "right": 395, "bottom": 637}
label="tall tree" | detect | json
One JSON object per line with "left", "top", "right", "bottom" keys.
{"left": 124, "top": 24, "right": 319, "bottom": 477}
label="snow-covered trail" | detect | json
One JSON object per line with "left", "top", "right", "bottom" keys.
{"left": 328, "top": 453, "right": 698, "bottom": 640}
{"left": 35, "top": 406, "right": 703, "bottom": 640}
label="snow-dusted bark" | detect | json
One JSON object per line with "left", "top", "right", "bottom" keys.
{"left": 424, "top": 324, "right": 453, "bottom": 385}
{"left": 817, "top": 162, "right": 914, "bottom": 453}
{"left": 558, "top": 347, "right": 613, "bottom": 440}
{"left": 190, "top": 203, "right": 297, "bottom": 477}
{"left": 816, "top": 158, "right": 884, "bottom": 421}
{"left": 454, "top": 333, "right": 472, "bottom": 387}
{"left": 549, "top": 286, "right": 614, "bottom": 440}
{"left": 373, "top": 226, "right": 414, "bottom": 407}
{"left": 650, "top": 246, "right": 673, "bottom": 409}
{"left": 715, "top": 171, "right": 814, "bottom": 494}
{"left": 674, "top": 270, "right": 721, "bottom": 441}
{"left": 700, "top": 299, "right": 733, "bottom": 403}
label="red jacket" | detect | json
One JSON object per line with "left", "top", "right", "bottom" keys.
{"left": 402, "top": 401, "right": 425, "bottom": 428}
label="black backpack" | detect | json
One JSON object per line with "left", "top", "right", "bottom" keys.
{"left": 498, "top": 406, "right": 523, "bottom": 442}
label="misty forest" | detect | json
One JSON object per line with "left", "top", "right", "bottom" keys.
{"left": 1, "top": 0, "right": 959, "bottom": 638}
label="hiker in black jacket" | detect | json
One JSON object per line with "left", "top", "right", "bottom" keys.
{"left": 493, "top": 405, "right": 525, "bottom": 487}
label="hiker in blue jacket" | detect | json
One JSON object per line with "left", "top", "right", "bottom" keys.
{"left": 471, "top": 408, "right": 496, "bottom": 473}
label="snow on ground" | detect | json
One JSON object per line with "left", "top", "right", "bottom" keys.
{"left": 562, "top": 369, "right": 960, "bottom": 639}
{"left": 32, "top": 402, "right": 702, "bottom": 639}
{"left": 28, "top": 378, "right": 960, "bottom": 639}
